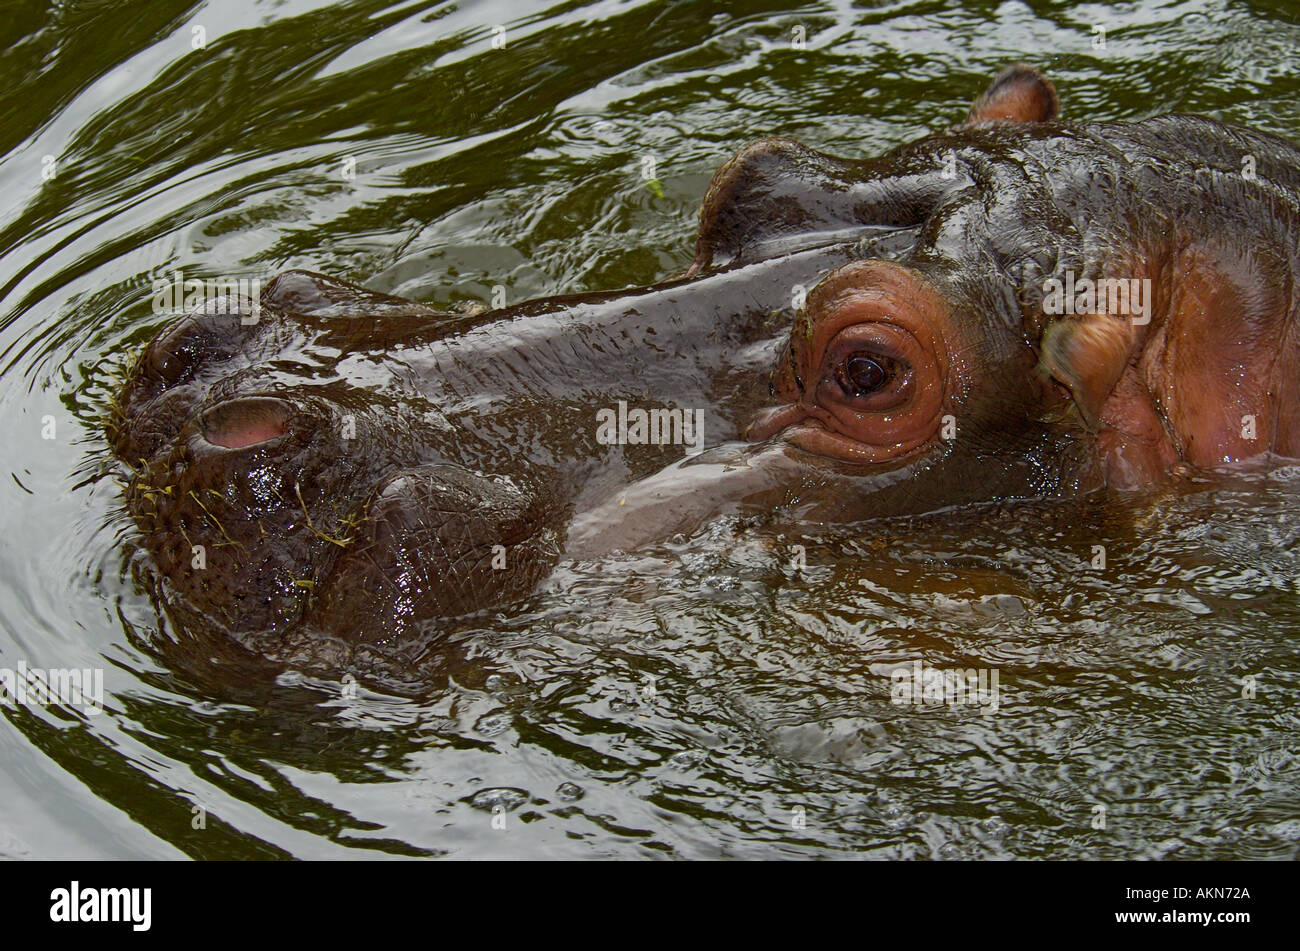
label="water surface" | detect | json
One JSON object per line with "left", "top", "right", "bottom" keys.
{"left": 2, "top": 0, "right": 1299, "bottom": 858}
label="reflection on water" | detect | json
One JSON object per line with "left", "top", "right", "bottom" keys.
{"left": 2, "top": 0, "right": 1300, "bottom": 858}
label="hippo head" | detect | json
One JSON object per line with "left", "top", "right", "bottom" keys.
{"left": 109, "top": 278, "right": 561, "bottom": 654}
{"left": 115, "top": 60, "right": 1267, "bottom": 655}
{"left": 739, "top": 65, "right": 1123, "bottom": 499}
{"left": 106, "top": 63, "right": 1081, "bottom": 655}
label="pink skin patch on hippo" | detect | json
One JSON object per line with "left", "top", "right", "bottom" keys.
{"left": 202, "top": 398, "right": 292, "bottom": 449}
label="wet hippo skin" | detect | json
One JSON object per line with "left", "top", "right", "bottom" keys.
{"left": 109, "top": 65, "right": 1300, "bottom": 656}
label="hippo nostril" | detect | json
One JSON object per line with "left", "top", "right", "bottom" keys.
{"left": 147, "top": 317, "right": 206, "bottom": 384}
{"left": 202, "top": 397, "right": 293, "bottom": 449}
{"left": 146, "top": 296, "right": 259, "bottom": 386}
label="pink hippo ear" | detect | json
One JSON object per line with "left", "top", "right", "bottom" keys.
{"left": 967, "top": 64, "right": 1059, "bottom": 124}
{"left": 1038, "top": 314, "right": 1135, "bottom": 430}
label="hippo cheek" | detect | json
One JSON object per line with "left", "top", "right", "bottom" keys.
{"left": 304, "top": 466, "right": 560, "bottom": 646}
{"left": 110, "top": 382, "right": 204, "bottom": 463}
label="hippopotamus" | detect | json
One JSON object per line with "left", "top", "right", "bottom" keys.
{"left": 109, "top": 65, "right": 1300, "bottom": 657}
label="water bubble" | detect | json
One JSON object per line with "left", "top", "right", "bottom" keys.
{"left": 974, "top": 594, "right": 1028, "bottom": 618}
{"left": 979, "top": 816, "right": 1009, "bottom": 838}
{"left": 475, "top": 711, "right": 512, "bottom": 736}
{"left": 666, "top": 749, "right": 707, "bottom": 770}
{"left": 470, "top": 788, "right": 529, "bottom": 812}
{"left": 556, "top": 782, "right": 585, "bottom": 801}
{"left": 0, "top": 828, "right": 30, "bottom": 858}
{"left": 880, "top": 802, "right": 909, "bottom": 823}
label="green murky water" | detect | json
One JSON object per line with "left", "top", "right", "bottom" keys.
{"left": 2, "top": 0, "right": 1300, "bottom": 858}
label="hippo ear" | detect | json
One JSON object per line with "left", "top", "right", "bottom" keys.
{"left": 967, "top": 64, "right": 1059, "bottom": 124}
{"left": 1039, "top": 315, "right": 1134, "bottom": 430}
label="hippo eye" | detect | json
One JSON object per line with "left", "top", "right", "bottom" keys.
{"left": 838, "top": 352, "right": 896, "bottom": 397}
